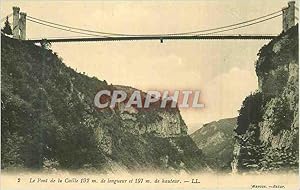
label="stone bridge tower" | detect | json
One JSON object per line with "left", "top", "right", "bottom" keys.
{"left": 12, "top": 6, "right": 20, "bottom": 39}
{"left": 282, "top": 1, "right": 296, "bottom": 32}
{"left": 19, "top": 12, "right": 27, "bottom": 40}
{"left": 12, "top": 6, "right": 26, "bottom": 40}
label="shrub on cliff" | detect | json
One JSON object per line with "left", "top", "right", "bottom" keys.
{"left": 235, "top": 92, "right": 263, "bottom": 135}
{"left": 263, "top": 97, "right": 293, "bottom": 135}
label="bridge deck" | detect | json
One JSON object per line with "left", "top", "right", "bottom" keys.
{"left": 26, "top": 35, "right": 276, "bottom": 43}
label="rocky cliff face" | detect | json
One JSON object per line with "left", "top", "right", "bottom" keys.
{"left": 233, "top": 25, "right": 298, "bottom": 173}
{"left": 191, "top": 118, "right": 236, "bottom": 171}
{"left": 113, "top": 85, "right": 188, "bottom": 137}
{"left": 1, "top": 35, "right": 205, "bottom": 173}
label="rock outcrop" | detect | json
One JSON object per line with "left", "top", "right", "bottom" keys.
{"left": 232, "top": 25, "right": 298, "bottom": 173}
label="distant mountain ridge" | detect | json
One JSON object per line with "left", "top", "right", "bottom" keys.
{"left": 191, "top": 118, "right": 237, "bottom": 171}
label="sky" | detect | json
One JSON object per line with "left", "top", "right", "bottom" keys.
{"left": 1, "top": 0, "right": 297, "bottom": 133}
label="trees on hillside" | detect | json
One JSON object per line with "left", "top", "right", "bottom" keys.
{"left": 2, "top": 16, "right": 12, "bottom": 35}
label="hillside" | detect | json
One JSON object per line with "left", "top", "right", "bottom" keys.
{"left": 191, "top": 118, "right": 236, "bottom": 171}
{"left": 232, "top": 25, "right": 299, "bottom": 172}
{"left": 1, "top": 35, "right": 206, "bottom": 173}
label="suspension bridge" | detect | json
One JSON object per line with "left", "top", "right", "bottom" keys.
{"left": 1, "top": 1, "right": 298, "bottom": 43}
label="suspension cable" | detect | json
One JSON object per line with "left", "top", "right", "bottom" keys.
{"left": 200, "top": 13, "right": 282, "bottom": 36}
{"left": 26, "top": 10, "right": 282, "bottom": 37}
{"left": 27, "top": 18, "right": 109, "bottom": 37}
{"left": 27, "top": 13, "right": 282, "bottom": 39}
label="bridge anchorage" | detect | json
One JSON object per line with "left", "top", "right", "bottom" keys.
{"left": 2, "top": 1, "right": 298, "bottom": 43}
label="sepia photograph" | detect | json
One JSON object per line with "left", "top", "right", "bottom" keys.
{"left": 0, "top": 0, "right": 299, "bottom": 189}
